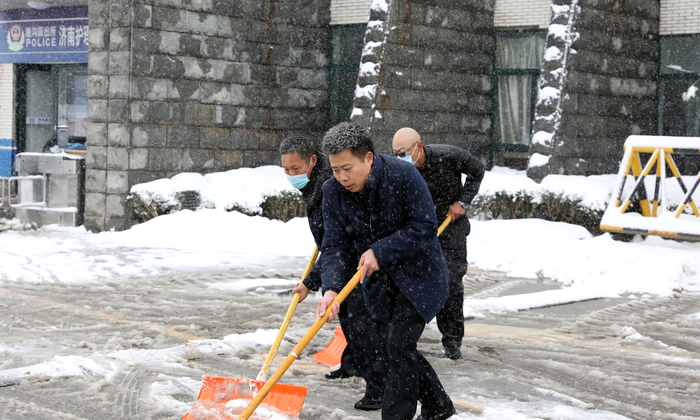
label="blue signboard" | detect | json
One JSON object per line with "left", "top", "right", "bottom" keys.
{"left": 0, "top": 7, "right": 87, "bottom": 63}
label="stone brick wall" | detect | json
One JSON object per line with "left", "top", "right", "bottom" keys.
{"left": 660, "top": 0, "right": 700, "bottom": 35}
{"left": 0, "top": 64, "right": 13, "bottom": 139}
{"left": 85, "top": 0, "right": 330, "bottom": 231}
{"left": 528, "top": 0, "right": 659, "bottom": 179}
{"left": 331, "top": 0, "right": 372, "bottom": 24}
{"left": 351, "top": 0, "right": 495, "bottom": 155}
{"left": 494, "top": 0, "right": 551, "bottom": 28}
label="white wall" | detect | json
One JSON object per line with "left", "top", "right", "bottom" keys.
{"left": 660, "top": 0, "right": 700, "bottom": 35}
{"left": 331, "top": 0, "right": 372, "bottom": 25}
{"left": 0, "top": 63, "right": 15, "bottom": 140}
{"left": 494, "top": 0, "right": 551, "bottom": 29}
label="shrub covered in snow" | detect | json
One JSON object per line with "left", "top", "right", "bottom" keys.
{"left": 127, "top": 165, "right": 619, "bottom": 234}
{"left": 471, "top": 191, "right": 605, "bottom": 235}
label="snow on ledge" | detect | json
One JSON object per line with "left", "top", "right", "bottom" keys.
{"left": 528, "top": 153, "right": 550, "bottom": 168}
{"left": 532, "top": 131, "right": 554, "bottom": 147}
{"left": 624, "top": 135, "right": 700, "bottom": 150}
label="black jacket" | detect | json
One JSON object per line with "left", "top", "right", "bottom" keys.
{"left": 418, "top": 144, "right": 485, "bottom": 228}
{"left": 321, "top": 154, "right": 450, "bottom": 323}
{"left": 300, "top": 151, "right": 330, "bottom": 291}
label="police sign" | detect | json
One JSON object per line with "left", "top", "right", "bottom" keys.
{"left": 0, "top": 7, "right": 87, "bottom": 63}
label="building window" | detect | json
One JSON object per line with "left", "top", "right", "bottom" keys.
{"left": 658, "top": 35, "right": 700, "bottom": 137}
{"left": 658, "top": 35, "right": 700, "bottom": 173}
{"left": 327, "top": 24, "right": 365, "bottom": 129}
{"left": 15, "top": 63, "right": 87, "bottom": 153}
{"left": 491, "top": 30, "right": 545, "bottom": 169}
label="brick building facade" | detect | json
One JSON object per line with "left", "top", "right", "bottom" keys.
{"left": 2, "top": 0, "right": 700, "bottom": 230}
{"left": 83, "top": 0, "right": 331, "bottom": 231}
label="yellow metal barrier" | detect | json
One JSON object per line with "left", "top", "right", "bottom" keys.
{"left": 600, "top": 136, "right": 700, "bottom": 241}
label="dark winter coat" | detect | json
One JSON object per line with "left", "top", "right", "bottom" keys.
{"left": 320, "top": 154, "right": 450, "bottom": 323}
{"left": 299, "top": 151, "right": 330, "bottom": 291}
{"left": 419, "top": 144, "right": 485, "bottom": 230}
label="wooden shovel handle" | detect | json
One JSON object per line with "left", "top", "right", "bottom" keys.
{"left": 438, "top": 214, "right": 452, "bottom": 236}
{"left": 240, "top": 267, "right": 362, "bottom": 419}
{"left": 256, "top": 246, "right": 319, "bottom": 381}
{"left": 240, "top": 216, "right": 453, "bottom": 419}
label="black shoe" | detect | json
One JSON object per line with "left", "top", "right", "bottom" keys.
{"left": 354, "top": 396, "right": 383, "bottom": 411}
{"left": 416, "top": 405, "right": 456, "bottom": 420}
{"left": 443, "top": 346, "right": 462, "bottom": 360}
{"left": 325, "top": 369, "right": 355, "bottom": 380}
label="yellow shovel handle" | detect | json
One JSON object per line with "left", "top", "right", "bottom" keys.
{"left": 240, "top": 266, "right": 362, "bottom": 420}
{"left": 256, "top": 246, "right": 319, "bottom": 381}
{"left": 438, "top": 214, "right": 452, "bottom": 237}
{"left": 241, "top": 216, "right": 453, "bottom": 419}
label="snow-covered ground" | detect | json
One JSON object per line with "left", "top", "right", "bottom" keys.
{"left": 1, "top": 166, "right": 699, "bottom": 420}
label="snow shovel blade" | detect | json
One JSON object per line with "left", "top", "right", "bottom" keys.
{"left": 182, "top": 375, "right": 307, "bottom": 420}
{"left": 311, "top": 325, "right": 347, "bottom": 366}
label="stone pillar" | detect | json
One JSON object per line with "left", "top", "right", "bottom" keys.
{"left": 351, "top": 0, "right": 494, "bottom": 155}
{"left": 85, "top": 0, "right": 330, "bottom": 231}
{"left": 528, "top": 0, "right": 659, "bottom": 180}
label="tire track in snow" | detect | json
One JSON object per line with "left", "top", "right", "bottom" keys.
{"left": 462, "top": 292, "right": 700, "bottom": 420}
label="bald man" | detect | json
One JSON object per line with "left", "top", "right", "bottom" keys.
{"left": 392, "top": 128, "right": 485, "bottom": 360}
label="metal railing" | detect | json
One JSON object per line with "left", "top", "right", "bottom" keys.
{"left": 7, "top": 175, "right": 47, "bottom": 208}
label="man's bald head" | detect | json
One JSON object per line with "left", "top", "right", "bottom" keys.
{"left": 392, "top": 127, "right": 421, "bottom": 152}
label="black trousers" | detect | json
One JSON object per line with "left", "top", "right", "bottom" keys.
{"left": 338, "top": 283, "right": 388, "bottom": 399}
{"left": 338, "top": 302, "right": 358, "bottom": 375}
{"left": 436, "top": 214, "right": 468, "bottom": 349}
{"left": 382, "top": 284, "right": 453, "bottom": 420}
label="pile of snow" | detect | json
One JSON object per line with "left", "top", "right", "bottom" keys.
{"left": 478, "top": 166, "right": 615, "bottom": 210}
{"left": 466, "top": 218, "right": 700, "bottom": 317}
{"left": 129, "top": 166, "right": 296, "bottom": 214}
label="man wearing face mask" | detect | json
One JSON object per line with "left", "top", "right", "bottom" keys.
{"left": 392, "top": 128, "right": 485, "bottom": 360}
{"left": 280, "top": 136, "right": 388, "bottom": 411}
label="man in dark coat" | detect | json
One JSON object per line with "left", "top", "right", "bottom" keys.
{"left": 317, "top": 123, "right": 456, "bottom": 420}
{"left": 392, "top": 127, "right": 485, "bottom": 360}
{"left": 279, "top": 136, "right": 387, "bottom": 411}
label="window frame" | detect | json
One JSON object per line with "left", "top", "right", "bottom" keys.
{"left": 14, "top": 62, "right": 87, "bottom": 153}
{"left": 326, "top": 23, "right": 365, "bottom": 129}
{"left": 490, "top": 29, "right": 545, "bottom": 167}
{"left": 656, "top": 33, "right": 700, "bottom": 137}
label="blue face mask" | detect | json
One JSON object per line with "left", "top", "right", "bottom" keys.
{"left": 399, "top": 147, "right": 420, "bottom": 165}
{"left": 287, "top": 173, "right": 310, "bottom": 189}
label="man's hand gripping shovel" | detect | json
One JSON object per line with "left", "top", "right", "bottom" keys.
{"left": 182, "top": 216, "right": 452, "bottom": 420}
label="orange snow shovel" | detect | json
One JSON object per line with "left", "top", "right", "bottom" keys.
{"left": 236, "top": 264, "right": 366, "bottom": 419}
{"left": 182, "top": 246, "right": 318, "bottom": 420}
{"left": 182, "top": 266, "right": 367, "bottom": 420}
{"left": 311, "top": 325, "right": 347, "bottom": 365}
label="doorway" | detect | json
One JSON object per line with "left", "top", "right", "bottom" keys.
{"left": 15, "top": 63, "right": 87, "bottom": 153}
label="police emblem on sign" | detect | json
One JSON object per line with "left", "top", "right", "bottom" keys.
{"left": 7, "top": 24, "right": 24, "bottom": 52}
